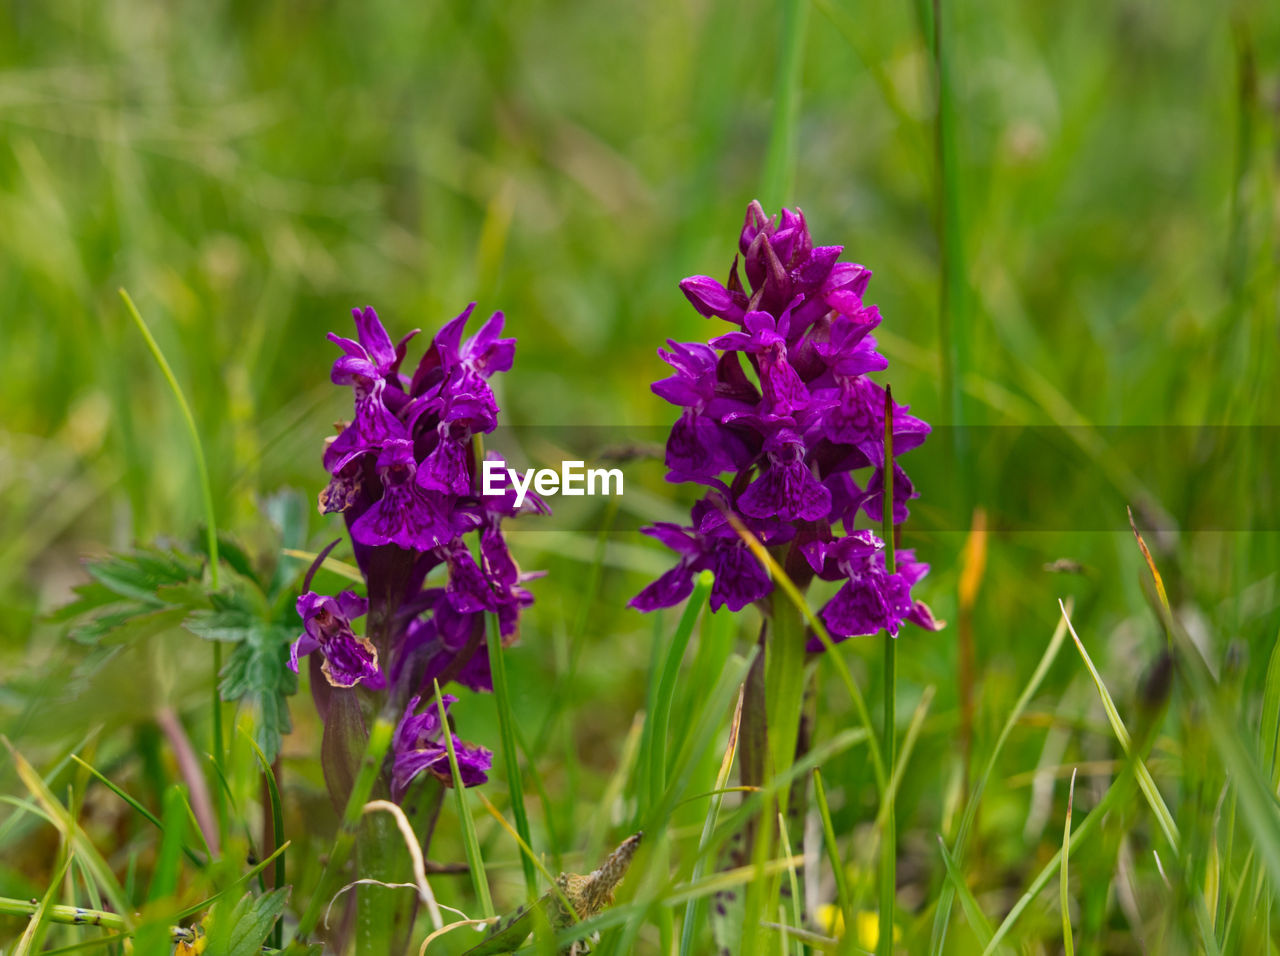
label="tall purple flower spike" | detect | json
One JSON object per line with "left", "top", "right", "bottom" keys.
{"left": 632, "top": 201, "right": 941, "bottom": 646}
{"left": 302, "top": 304, "right": 544, "bottom": 802}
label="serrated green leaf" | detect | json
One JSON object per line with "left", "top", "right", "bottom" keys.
{"left": 185, "top": 609, "right": 257, "bottom": 643}
{"left": 265, "top": 488, "right": 310, "bottom": 599}
{"left": 75, "top": 605, "right": 191, "bottom": 647}
{"left": 219, "top": 623, "right": 296, "bottom": 762}
{"left": 86, "top": 549, "right": 202, "bottom": 604}
{"left": 45, "top": 581, "right": 124, "bottom": 624}
{"left": 204, "top": 888, "right": 290, "bottom": 956}
{"left": 210, "top": 532, "right": 260, "bottom": 585}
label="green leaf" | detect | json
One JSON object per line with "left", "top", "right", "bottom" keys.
{"left": 265, "top": 488, "right": 310, "bottom": 599}
{"left": 86, "top": 549, "right": 203, "bottom": 604}
{"left": 81, "top": 605, "right": 192, "bottom": 647}
{"left": 204, "top": 888, "right": 291, "bottom": 956}
{"left": 219, "top": 623, "right": 296, "bottom": 762}
{"left": 184, "top": 598, "right": 258, "bottom": 643}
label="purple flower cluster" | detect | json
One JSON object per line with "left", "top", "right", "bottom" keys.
{"left": 632, "top": 202, "right": 940, "bottom": 641}
{"left": 294, "top": 305, "right": 545, "bottom": 798}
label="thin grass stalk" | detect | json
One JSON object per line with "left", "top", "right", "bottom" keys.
{"left": 485, "top": 610, "right": 538, "bottom": 901}
{"left": 433, "top": 680, "right": 494, "bottom": 918}
{"left": 242, "top": 729, "right": 286, "bottom": 947}
{"left": 679, "top": 688, "right": 745, "bottom": 956}
{"left": 1061, "top": 769, "right": 1077, "bottom": 956}
{"left": 650, "top": 572, "right": 715, "bottom": 813}
{"left": 930, "top": 607, "right": 1072, "bottom": 953}
{"left": 69, "top": 755, "right": 205, "bottom": 869}
{"left": 119, "top": 288, "right": 226, "bottom": 850}
{"left": 878, "top": 386, "right": 897, "bottom": 956}
{"left": 925, "top": 0, "right": 972, "bottom": 514}
{"left": 813, "top": 769, "right": 852, "bottom": 942}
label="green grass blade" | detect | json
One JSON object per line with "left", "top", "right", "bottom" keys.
{"left": 486, "top": 610, "right": 537, "bottom": 901}
{"left": 874, "top": 684, "right": 935, "bottom": 832}
{"left": 14, "top": 853, "right": 75, "bottom": 956}
{"left": 70, "top": 755, "right": 205, "bottom": 868}
{"left": 1061, "top": 769, "right": 1076, "bottom": 956}
{"left": 435, "top": 679, "right": 494, "bottom": 918}
{"left": 776, "top": 811, "right": 804, "bottom": 955}
{"left": 812, "top": 769, "right": 852, "bottom": 943}
{"left": 932, "top": 608, "right": 1072, "bottom": 952}
{"left": 936, "top": 835, "right": 994, "bottom": 949}
{"left": 759, "top": 0, "right": 809, "bottom": 210}
{"left": 3, "top": 738, "right": 131, "bottom": 925}
{"left": 240, "top": 726, "right": 286, "bottom": 947}
{"left": 1259, "top": 625, "right": 1280, "bottom": 786}
{"left": 119, "top": 287, "right": 226, "bottom": 848}
{"left": 147, "top": 784, "right": 187, "bottom": 903}
{"left": 649, "top": 570, "right": 713, "bottom": 814}
{"left": 984, "top": 781, "right": 1126, "bottom": 954}
{"left": 679, "top": 688, "right": 743, "bottom": 956}
{"left": 1059, "top": 599, "right": 1180, "bottom": 850}
{"left": 651, "top": 648, "right": 758, "bottom": 833}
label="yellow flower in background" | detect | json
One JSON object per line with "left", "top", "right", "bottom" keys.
{"left": 817, "top": 902, "right": 846, "bottom": 938}
{"left": 816, "top": 905, "right": 899, "bottom": 951}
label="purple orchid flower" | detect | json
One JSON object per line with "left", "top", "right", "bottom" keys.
{"left": 290, "top": 590, "right": 383, "bottom": 689}
{"left": 391, "top": 694, "right": 492, "bottom": 800}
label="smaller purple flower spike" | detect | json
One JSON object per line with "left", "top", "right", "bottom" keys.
{"left": 290, "top": 590, "right": 382, "bottom": 688}
{"left": 391, "top": 694, "right": 492, "bottom": 801}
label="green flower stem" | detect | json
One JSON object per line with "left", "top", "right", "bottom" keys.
{"left": 766, "top": 588, "right": 808, "bottom": 820}
{"left": 879, "top": 385, "right": 898, "bottom": 956}
{"left": 291, "top": 708, "right": 397, "bottom": 947}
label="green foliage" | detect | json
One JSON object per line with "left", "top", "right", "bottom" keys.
{"left": 4, "top": 0, "right": 1280, "bottom": 953}
{"left": 192, "top": 593, "right": 297, "bottom": 765}
{"left": 203, "top": 888, "right": 291, "bottom": 956}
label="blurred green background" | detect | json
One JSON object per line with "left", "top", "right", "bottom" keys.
{"left": 2, "top": 0, "right": 1279, "bottom": 951}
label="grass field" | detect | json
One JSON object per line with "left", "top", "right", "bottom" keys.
{"left": 2, "top": 1, "right": 1279, "bottom": 953}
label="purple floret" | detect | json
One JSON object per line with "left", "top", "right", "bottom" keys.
{"left": 391, "top": 694, "right": 492, "bottom": 800}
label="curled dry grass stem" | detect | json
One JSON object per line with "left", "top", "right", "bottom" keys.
{"left": 362, "top": 799, "right": 445, "bottom": 930}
